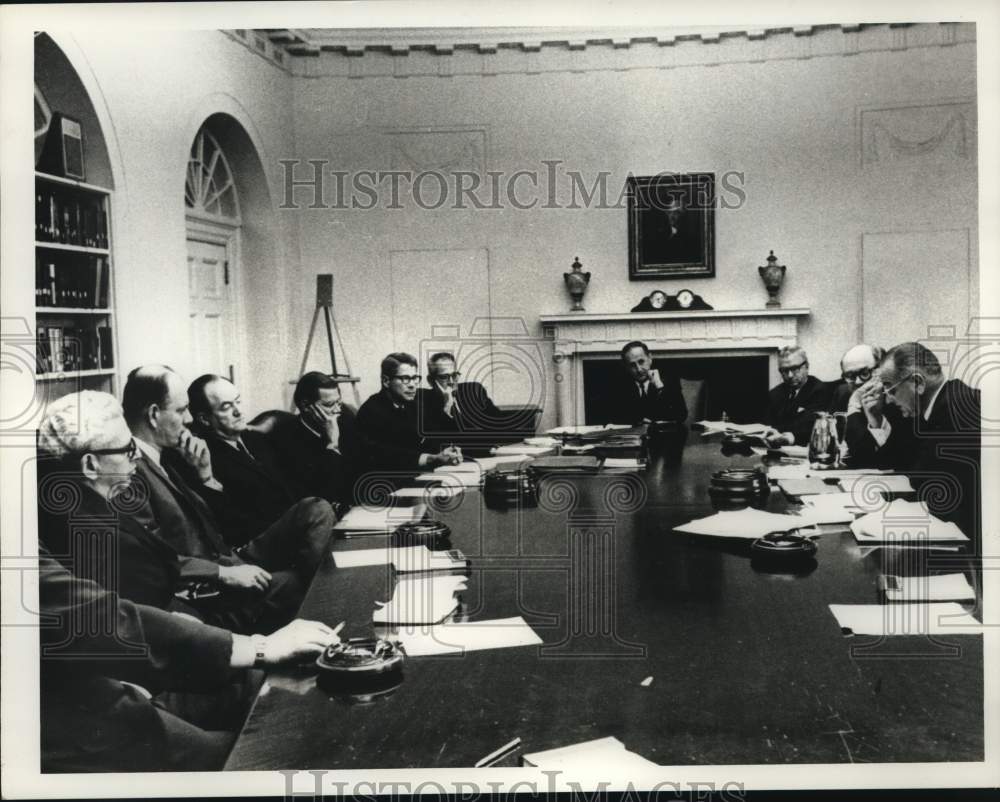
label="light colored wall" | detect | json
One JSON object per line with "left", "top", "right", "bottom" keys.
{"left": 290, "top": 27, "right": 978, "bottom": 428}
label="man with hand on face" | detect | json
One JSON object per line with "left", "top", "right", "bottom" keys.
{"left": 420, "top": 352, "right": 511, "bottom": 451}
{"left": 259, "top": 371, "right": 357, "bottom": 508}
{"left": 763, "top": 346, "right": 833, "bottom": 447}
{"left": 830, "top": 344, "right": 885, "bottom": 414}
{"left": 123, "top": 365, "right": 328, "bottom": 633}
{"left": 186, "top": 373, "right": 337, "bottom": 549}
{"left": 609, "top": 341, "right": 687, "bottom": 425}
{"left": 356, "top": 352, "right": 463, "bottom": 478}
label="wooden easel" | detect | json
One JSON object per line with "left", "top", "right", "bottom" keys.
{"left": 293, "top": 274, "right": 361, "bottom": 408}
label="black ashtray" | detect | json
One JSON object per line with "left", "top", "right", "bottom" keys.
{"left": 709, "top": 468, "right": 769, "bottom": 499}
{"left": 750, "top": 530, "right": 818, "bottom": 568}
{"left": 392, "top": 519, "right": 451, "bottom": 550}
{"left": 720, "top": 434, "right": 755, "bottom": 456}
{"left": 483, "top": 468, "right": 537, "bottom": 508}
{"left": 316, "top": 637, "right": 405, "bottom": 694}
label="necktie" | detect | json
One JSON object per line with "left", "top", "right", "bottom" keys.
{"left": 236, "top": 439, "right": 254, "bottom": 460}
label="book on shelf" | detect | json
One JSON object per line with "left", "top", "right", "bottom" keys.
{"left": 35, "top": 181, "right": 108, "bottom": 248}
{"left": 35, "top": 255, "right": 109, "bottom": 308}
{"left": 36, "top": 324, "right": 112, "bottom": 374}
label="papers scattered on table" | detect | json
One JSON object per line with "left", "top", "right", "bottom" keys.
{"left": 373, "top": 574, "right": 467, "bottom": 625}
{"left": 793, "top": 491, "right": 880, "bottom": 524}
{"left": 777, "top": 477, "right": 841, "bottom": 497}
{"left": 420, "top": 468, "right": 482, "bottom": 487}
{"left": 333, "top": 504, "right": 425, "bottom": 532}
{"left": 444, "top": 461, "right": 482, "bottom": 474}
{"left": 767, "top": 463, "right": 811, "bottom": 480}
{"left": 394, "top": 616, "right": 542, "bottom": 656}
{"left": 546, "top": 424, "right": 631, "bottom": 435}
{"left": 839, "top": 474, "right": 914, "bottom": 494}
{"left": 602, "top": 457, "right": 644, "bottom": 470}
{"left": 475, "top": 455, "right": 534, "bottom": 471}
{"left": 695, "top": 420, "right": 770, "bottom": 436}
{"left": 850, "top": 500, "right": 968, "bottom": 543}
{"left": 525, "top": 436, "right": 561, "bottom": 447}
{"left": 492, "top": 444, "right": 555, "bottom": 457}
{"left": 674, "top": 508, "right": 820, "bottom": 539}
{"left": 391, "top": 485, "right": 464, "bottom": 501}
{"left": 828, "top": 603, "right": 982, "bottom": 636}
{"left": 880, "top": 573, "right": 976, "bottom": 602}
{"left": 332, "top": 544, "right": 468, "bottom": 573}
{"left": 521, "top": 736, "right": 657, "bottom": 769}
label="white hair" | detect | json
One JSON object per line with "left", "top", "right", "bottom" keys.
{"left": 38, "top": 391, "right": 124, "bottom": 459}
{"left": 777, "top": 345, "right": 807, "bottom": 363}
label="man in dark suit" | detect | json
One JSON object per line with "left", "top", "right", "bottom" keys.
{"left": 860, "top": 341, "right": 981, "bottom": 542}
{"left": 38, "top": 543, "right": 340, "bottom": 772}
{"left": 355, "top": 352, "right": 462, "bottom": 478}
{"left": 122, "top": 365, "right": 332, "bottom": 633}
{"left": 763, "top": 346, "right": 833, "bottom": 447}
{"left": 185, "top": 373, "right": 340, "bottom": 547}
{"left": 256, "top": 371, "right": 357, "bottom": 508}
{"left": 829, "top": 343, "right": 885, "bottom": 414}
{"left": 608, "top": 341, "right": 687, "bottom": 425}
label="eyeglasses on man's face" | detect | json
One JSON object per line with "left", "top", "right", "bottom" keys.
{"left": 391, "top": 374, "right": 421, "bottom": 385}
{"left": 88, "top": 438, "right": 138, "bottom": 461}
{"left": 778, "top": 361, "right": 807, "bottom": 376}
{"left": 842, "top": 367, "right": 873, "bottom": 383}
{"left": 882, "top": 372, "right": 917, "bottom": 396}
{"left": 431, "top": 372, "right": 462, "bottom": 383}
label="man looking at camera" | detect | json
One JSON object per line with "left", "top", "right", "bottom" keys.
{"left": 609, "top": 340, "right": 687, "bottom": 425}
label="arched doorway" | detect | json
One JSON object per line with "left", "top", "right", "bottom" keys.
{"left": 185, "top": 125, "right": 242, "bottom": 383}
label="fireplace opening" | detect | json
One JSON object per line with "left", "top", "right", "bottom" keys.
{"left": 582, "top": 355, "right": 770, "bottom": 425}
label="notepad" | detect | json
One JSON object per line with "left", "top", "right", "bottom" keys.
{"left": 332, "top": 544, "right": 469, "bottom": 572}
{"left": 372, "top": 574, "right": 467, "bottom": 626}
{"left": 332, "top": 504, "right": 425, "bottom": 532}
{"left": 880, "top": 573, "right": 976, "bottom": 602}
{"left": 850, "top": 500, "right": 968, "bottom": 543}
{"left": 828, "top": 603, "right": 982, "bottom": 636}
{"left": 521, "top": 736, "right": 657, "bottom": 769}
{"left": 674, "top": 508, "right": 819, "bottom": 539}
{"left": 839, "top": 474, "right": 914, "bottom": 494}
{"left": 394, "top": 616, "right": 542, "bottom": 656}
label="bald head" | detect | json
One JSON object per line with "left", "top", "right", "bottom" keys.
{"left": 840, "top": 344, "right": 884, "bottom": 388}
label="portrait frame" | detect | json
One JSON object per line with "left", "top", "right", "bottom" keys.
{"left": 627, "top": 172, "right": 715, "bottom": 280}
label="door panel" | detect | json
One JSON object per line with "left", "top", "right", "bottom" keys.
{"left": 187, "top": 238, "right": 235, "bottom": 379}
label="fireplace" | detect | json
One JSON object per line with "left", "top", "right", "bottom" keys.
{"left": 540, "top": 308, "right": 810, "bottom": 427}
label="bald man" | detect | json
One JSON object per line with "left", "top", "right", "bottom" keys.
{"left": 830, "top": 344, "right": 885, "bottom": 414}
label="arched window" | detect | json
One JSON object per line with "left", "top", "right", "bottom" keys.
{"left": 185, "top": 128, "right": 240, "bottom": 221}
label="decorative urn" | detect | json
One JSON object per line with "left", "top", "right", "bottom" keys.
{"left": 563, "top": 256, "right": 591, "bottom": 312}
{"left": 758, "top": 250, "right": 786, "bottom": 308}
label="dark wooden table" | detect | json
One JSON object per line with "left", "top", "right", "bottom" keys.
{"left": 224, "top": 440, "right": 982, "bottom": 769}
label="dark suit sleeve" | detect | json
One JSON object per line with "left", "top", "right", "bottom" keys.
{"left": 161, "top": 449, "right": 231, "bottom": 526}
{"left": 354, "top": 398, "right": 424, "bottom": 472}
{"left": 39, "top": 546, "right": 232, "bottom": 691}
{"left": 652, "top": 374, "right": 687, "bottom": 423}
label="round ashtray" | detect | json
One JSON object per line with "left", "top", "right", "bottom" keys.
{"left": 392, "top": 519, "right": 451, "bottom": 550}
{"left": 751, "top": 530, "right": 818, "bottom": 559}
{"left": 316, "top": 638, "right": 405, "bottom": 693}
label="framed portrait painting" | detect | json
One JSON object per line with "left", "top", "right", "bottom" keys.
{"left": 627, "top": 172, "right": 715, "bottom": 280}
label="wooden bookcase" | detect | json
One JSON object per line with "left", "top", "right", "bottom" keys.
{"left": 35, "top": 171, "right": 117, "bottom": 400}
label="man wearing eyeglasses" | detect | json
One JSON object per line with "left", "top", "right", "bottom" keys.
{"left": 356, "top": 352, "right": 463, "bottom": 477}
{"left": 829, "top": 344, "right": 885, "bottom": 413}
{"left": 420, "top": 352, "right": 507, "bottom": 452}
{"left": 861, "top": 342, "right": 981, "bottom": 542}
{"left": 763, "top": 346, "right": 833, "bottom": 447}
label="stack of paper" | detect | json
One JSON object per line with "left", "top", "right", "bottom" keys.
{"left": 546, "top": 424, "right": 631, "bottom": 435}
{"left": 880, "top": 573, "right": 976, "bottom": 602}
{"left": 850, "top": 499, "right": 968, "bottom": 543}
{"left": 839, "top": 474, "right": 914, "bottom": 494}
{"left": 493, "top": 443, "right": 555, "bottom": 457}
{"left": 521, "top": 737, "right": 657, "bottom": 769}
{"left": 695, "top": 420, "right": 770, "bottom": 436}
{"left": 475, "top": 455, "right": 534, "bottom": 471}
{"left": 391, "top": 485, "right": 464, "bottom": 501}
{"left": 332, "top": 544, "right": 468, "bottom": 573}
{"left": 777, "top": 477, "right": 841, "bottom": 497}
{"left": 333, "top": 504, "right": 425, "bottom": 533}
{"left": 525, "top": 436, "right": 561, "bottom": 447}
{"left": 828, "top": 603, "right": 982, "bottom": 636}
{"left": 372, "top": 574, "right": 468, "bottom": 625}
{"left": 674, "top": 508, "right": 819, "bottom": 539}
{"left": 394, "top": 616, "right": 542, "bottom": 656}
{"left": 602, "top": 457, "right": 644, "bottom": 470}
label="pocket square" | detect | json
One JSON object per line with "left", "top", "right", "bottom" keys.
{"left": 797, "top": 406, "right": 806, "bottom": 413}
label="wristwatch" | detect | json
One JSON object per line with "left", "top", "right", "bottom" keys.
{"left": 251, "top": 634, "right": 268, "bottom": 666}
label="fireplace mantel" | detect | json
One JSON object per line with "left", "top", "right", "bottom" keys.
{"left": 540, "top": 308, "right": 811, "bottom": 426}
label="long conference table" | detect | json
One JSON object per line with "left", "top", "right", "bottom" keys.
{"left": 224, "top": 434, "right": 983, "bottom": 770}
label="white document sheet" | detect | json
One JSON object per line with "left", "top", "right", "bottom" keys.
{"left": 492, "top": 444, "right": 555, "bottom": 456}
{"left": 525, "top": 437, "right": 561, "bottom": 447}
{"left": 602, "top": 457, "right": 643, "bottom": 469}
{"left": 767, "top": 463, "right": 811, "bottom": 480}
{"left": 882, "top": 573, "right": 976, "bottom": 602}
{"left": 695, "top": 420, "right": 770, "bottom": 436}
{"left": 395, "top": 616, "right": 542, "bottom": 656}
{"left": 828, "top": 603, "right": 982, "bottom": 635}
{"left": 474, "top": 455, "right": 534, "bottom": 471}
{"left": 332, "top": 504, "right": 425, "bottom": 532}
{"left": 674, "top": 509, "right": 820, "bottom": 539}
{"left": 839, "top": 474, "right": 914, "bottom": 494}
{"left": 333, "top": 544, "right": 467, "bottom": 572}
{"left": 545, "top": 424, "right": 631, "bottom": 435}
{"left": 372, "top": 574, "right": 467, "bottom": 626}
{"left": 419, "top": 469, "right": 481, "bottom": 487}
{"left": 850, "top": 499, "right": 968, "bottom": 543}
{"left": 522, "top": 736, "right": 657, "bottom": 769}
{"left": 391, "top": 485, "right": 464, "bottom": 500}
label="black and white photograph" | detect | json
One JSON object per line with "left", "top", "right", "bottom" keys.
{"left": 1, "top": 1, "right": 997, "bottom": 799}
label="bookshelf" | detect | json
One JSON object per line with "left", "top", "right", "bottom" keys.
{"left": 35, "top": 171, "right": 117, "bottom": 398}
